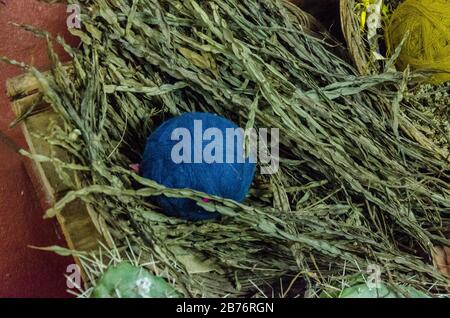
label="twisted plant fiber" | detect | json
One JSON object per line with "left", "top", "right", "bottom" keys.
{"left": 385, "top": 0, "right": 450, "bottom": 84}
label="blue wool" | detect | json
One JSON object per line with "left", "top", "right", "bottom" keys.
{"left": 141, "top": 112, "right": 256, "bottom": 221}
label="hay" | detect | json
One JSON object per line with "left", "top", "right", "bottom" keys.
{"left": 5, "top": 0, "right": 450, "bottom": 297}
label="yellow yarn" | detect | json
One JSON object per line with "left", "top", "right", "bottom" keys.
{"left": 385, "top": 0, "right": 450, "bottom": 84}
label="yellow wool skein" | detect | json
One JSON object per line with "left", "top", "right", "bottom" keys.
{"left": 385, "top": 0, "right": 450, "bottom": 84}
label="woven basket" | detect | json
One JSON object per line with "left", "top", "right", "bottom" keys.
{"left": 339, "top": 0, "right": 372, "bottom": 75}
{"left": 291, "top": 0, "right": 376, "bottom": 75}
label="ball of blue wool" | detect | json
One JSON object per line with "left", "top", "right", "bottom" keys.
{"left": 140, "top": 112, "right": 257, "bottom": 221}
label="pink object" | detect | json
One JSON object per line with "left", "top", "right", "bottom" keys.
{"left": 130, "top": 163, "right": 140, "bottom": 173}
{"left": 202, "top": 198, "right": 210, "bottom": 203}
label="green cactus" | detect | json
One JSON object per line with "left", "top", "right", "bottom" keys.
{"left": 91, "top": 262, "right": 182, "bottom": 298}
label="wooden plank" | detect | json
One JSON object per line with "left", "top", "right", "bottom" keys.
{"left": 20, "top": 109, "right": 71, "bottom": 205}
{"left": 6, "top": 74, "right": 109, "bottom": 282}
{"left": 6, "top": 71, "right": 42, "bottom": 100}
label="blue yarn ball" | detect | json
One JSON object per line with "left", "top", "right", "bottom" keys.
{"left": 141, "top": 112, "right": 256, "bottom": 221}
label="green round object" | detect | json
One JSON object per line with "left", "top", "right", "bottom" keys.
{"left": 91, "top": 262, "right": 182, "bottom": 298}
{"left": 323, "top": 283, "right": 430, "bottom": 298}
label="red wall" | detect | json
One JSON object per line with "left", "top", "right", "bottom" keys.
{"left": 0, "top": 0, "right": 79, "bottom": 298}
